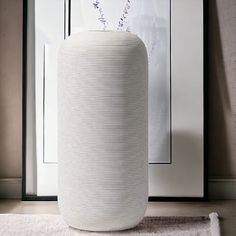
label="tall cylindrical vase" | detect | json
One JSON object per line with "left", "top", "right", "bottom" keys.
{"left": 58, "top": 31, "right": 148, "bottom": 231}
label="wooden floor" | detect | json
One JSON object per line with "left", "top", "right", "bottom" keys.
{"left": 0, "top": 200, "right": 235, "bottom": 235}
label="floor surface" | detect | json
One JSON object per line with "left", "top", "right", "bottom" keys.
{"left": 0, "top": 200, "right": 235, "bottom": 235}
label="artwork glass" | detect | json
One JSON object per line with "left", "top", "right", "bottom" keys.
{"left": 71, "top": 0, "right": 171, "bottom": 163}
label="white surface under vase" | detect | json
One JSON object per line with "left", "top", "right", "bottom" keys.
{"left": 58, "top": 31, "right": 148, "bottom": 231}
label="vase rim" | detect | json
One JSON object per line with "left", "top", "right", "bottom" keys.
{"left": 87, "top": 30, "right": 130, "bottom": 33}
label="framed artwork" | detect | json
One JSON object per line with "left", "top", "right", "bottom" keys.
{"left": 22, "top": 0, "right": 207, "bottom": 199}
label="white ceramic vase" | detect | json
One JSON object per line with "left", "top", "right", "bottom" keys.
{"left": 58, "top": 31, "right": 148, "bottom": 231}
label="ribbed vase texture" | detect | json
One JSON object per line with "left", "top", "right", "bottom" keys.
{"left": 58, "top": 31, "right": 148, "bottom": 231}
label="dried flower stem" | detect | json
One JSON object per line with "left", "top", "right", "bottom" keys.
{"left": 91, "top": 0, "right": 131, "bottom": 31}
{"left": 117, "top": 0, "right": 131, "bottom": 31}
{"left": 92, "top": 0, "right": 107, "bottom": 30}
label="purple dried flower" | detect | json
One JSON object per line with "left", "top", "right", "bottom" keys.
{"left": 117, "top": 0, "right": 131, "bottom": 31}
{"left": 91, "top": 0, "right": 132, "bottom": 31}
{"left": 92, "top": 0, "right": 107, "bottom": 30}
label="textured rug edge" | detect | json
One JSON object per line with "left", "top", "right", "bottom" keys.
{"left": 209, "top": 212, "right": 220, "bottom": 236}
{"left": 0, "top": 212, "right": 220, "bottom": 235}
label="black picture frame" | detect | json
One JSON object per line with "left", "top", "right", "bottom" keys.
{"left": 22, "top": 0, "right": 208, "bottom": 201}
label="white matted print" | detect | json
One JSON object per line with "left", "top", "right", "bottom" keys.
{"left": 25, "top": 0, "right": 204, "bottom": 197}
{"left": 71, "top": 0, "right": 171, "bottom": 163}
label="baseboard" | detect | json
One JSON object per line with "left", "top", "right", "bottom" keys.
{"left": 208, "top": 178, "right": 236, "bottom": 199}
{"left": 1, "top": 178, "right": 235, "bottom": 200}
{"left": 0, "top": 178, "right": 22, "bottom": 199}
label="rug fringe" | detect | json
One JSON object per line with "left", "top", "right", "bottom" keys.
{"left": 209, "top": 212, "right": 220, "bottom": 236}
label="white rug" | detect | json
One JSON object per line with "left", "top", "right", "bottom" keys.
{"left": 0, "top": 213, "right": 220, "bottom": 236}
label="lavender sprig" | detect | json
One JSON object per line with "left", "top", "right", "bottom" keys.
{"left": 117, "top": 0, "right": 131, "bottom": 31}
{"left": 91, "top": 0, "right": 131, "bottom": 31}
{"left": 92, "top": 0, "right": 107, "bottom": 30}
